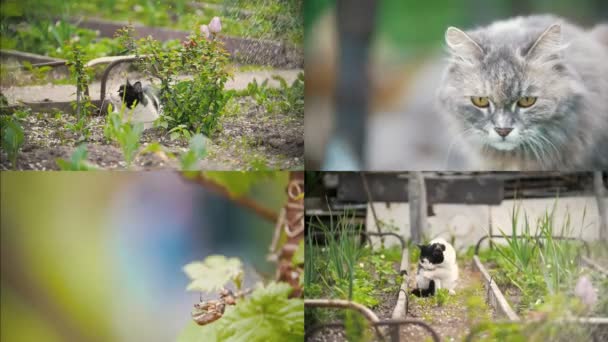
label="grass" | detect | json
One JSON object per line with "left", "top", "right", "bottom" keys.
{"left": 305, "top": 211, "right": 401, "bottom": 340}
{"left": 479, "top": 201, "right": 593, "bottom": 314}
{"left": 474, "top": 201, "right": 605, "bottom": 341}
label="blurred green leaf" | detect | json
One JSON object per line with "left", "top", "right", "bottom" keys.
{"left": 180, "top": 134, "right": 207, "bottom": 170}
{"left": 184, "top": 255, "right": 243, "bottom": 292}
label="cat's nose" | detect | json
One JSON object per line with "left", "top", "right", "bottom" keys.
{"left": 494, "top": 127, "right": 513, "bottom": 137}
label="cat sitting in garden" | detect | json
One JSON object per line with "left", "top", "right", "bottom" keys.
{"left": 411, "top": 238, "right": 459, "bottom": 297}
{"left": 113, "top": 80, "right": 161, "bottom": 129}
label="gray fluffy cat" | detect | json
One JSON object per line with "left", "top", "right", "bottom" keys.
{"left": 437, "top": 15, "right": 608, "bottom": 170}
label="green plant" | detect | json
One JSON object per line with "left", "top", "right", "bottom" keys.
{"left": 433, "top": 288, "right": 450, "bottom": 306}
{"left": 184, "top": 255, "right": 244, "bottom": 292}
{"left": 22, "top": 61, "right": 52, "bottom": 84}
{"left": 180, "top": 255, "right": 304, "bottom": 342}
{"left": 483, "top": 201, "right": 589, "bottom": 314}
{"left": 493, "top": 204, "right": 538, "bottom": 274}
{"left": 180, "top": 134, "right": 208, "bottom": 170}
{"left": 104, "top": 105, "right": 144, "bottom": 168}
{"left": 56, "top": 143, "right": 97, "bottom": 170}
{"left": 242, "top": 73, "right": 304, "bottom": 115}
{"left": 63, "top": 40, "right": 96, "bottom": 143}
{"left": 305, "top": 211, "right": 401, "bottom": 332}
{"left": 344, "top": 310, "right": 371, "bottom": 342}
{"left": 117, "top": 25, "right": 232, "bottom": 136}
{"left": 246, "top": 154, "right": 270, "bottom": 171}
{"left": 64, "top": 116, "right": 92, "bottom": 142}
{"left": 0, "top": 114, "right": 25, "bottom": 169}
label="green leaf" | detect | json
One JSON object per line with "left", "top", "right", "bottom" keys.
{"left": 180, "top": 134, "right": 207, "bottom": 170}
{"left": 184, "top": 255, "right": 243, "bottom": 292}
{"left": 216, "top": 282, "right": 304, "bottom": 342}
{"left": 55, "top": 144, "right": 97, "bottom": 170}
{"left": 177, "top": 321, "right": 219, "bottom": 342}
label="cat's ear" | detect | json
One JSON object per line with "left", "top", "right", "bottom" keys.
{"left": 133, "top": 81, "right": 143, "bottom": 93}
{"left": 525, "top": 24, "right": 563, "bottom": 61}
{"left": 445, "top": 27, "right": 483, "bottom": 62}
{"left": 438, "top": 243, "right": 446, "bottom": 251}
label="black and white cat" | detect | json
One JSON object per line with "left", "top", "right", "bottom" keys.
{"left": 411, "top": 238, "right": 458, "bottom": 297}
{"left": 114, "top": 80, "right": 161, "bottom": 128}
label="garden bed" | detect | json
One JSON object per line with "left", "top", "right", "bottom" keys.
{"left": 0, "top": 94, "right": 303, "bottom": 170}
{"left": 304, "top": 230, "right": 404, "bottom": 341}
{"left": 398, "top": 260, "right": 495, "bottom": 341}
{"left": 1, "top": 47, "right": 304, "bottom": 170}
{"left": 474, "top": 233, "right": 608, "bottom": 341}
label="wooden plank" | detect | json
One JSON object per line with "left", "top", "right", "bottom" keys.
{"left": 337, "top": 173, "right": 504, "bottom": 204}
{"left": 409, "top": 172, "right": 426, "bottom": 243}
{"left": 472, "top": 256, "right": 520, "bottom": 321}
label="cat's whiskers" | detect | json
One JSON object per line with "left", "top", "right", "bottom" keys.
{"left": 444, "top": 127, "right": 475, "bottom": 168}
{"left": 534, "top": 133, "right": 561, "bottom": 166}
{"left": 524, "top": 135, "right": 547, "bottom": 169}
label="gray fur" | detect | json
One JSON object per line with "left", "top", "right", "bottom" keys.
{"left": 437, "top": 15, "right": 608, "bottom": 170}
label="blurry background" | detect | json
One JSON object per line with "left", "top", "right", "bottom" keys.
{"left": 0, "top": 171, "right": 288, "bottom": 341}
{"left": 304, "top": 0, "right": 608, "bottom": 170}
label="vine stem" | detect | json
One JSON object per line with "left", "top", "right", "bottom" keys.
{"left": 187, "top": 173, "right": 279, "bottom": 222}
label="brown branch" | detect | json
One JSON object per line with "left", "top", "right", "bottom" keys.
{"left": 186, "top": 173, "right": 279, "bottom": 222}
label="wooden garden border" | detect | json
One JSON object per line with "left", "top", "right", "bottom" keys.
{"left": 473, "top": 235, "right": 608, "bottom": 337}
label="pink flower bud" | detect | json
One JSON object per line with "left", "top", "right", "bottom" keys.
{"left": 209, "top": 17, "right": 222, "bottom": 33}
{"left": 200, "top": 25, "right": 210, "bottom": 39}
{"left": 574, "top": 275, "right": 597, "bottom": 307}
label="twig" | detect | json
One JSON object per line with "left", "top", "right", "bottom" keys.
{"left": 187, "top": 173, "right": 278, "bottom": 222}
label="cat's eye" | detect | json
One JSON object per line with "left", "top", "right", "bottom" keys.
{"left": 517, "top": 96, "right": 537, "bottom": 108}
{"left": 470, "top": 96, "right": 490, "bottom": 108}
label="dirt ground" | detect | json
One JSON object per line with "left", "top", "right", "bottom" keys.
{"left": 0, "top": 96, "right": 303, "bottom": 170}
{"left": 398, "top": 262, "right": 495, "bottom": 341}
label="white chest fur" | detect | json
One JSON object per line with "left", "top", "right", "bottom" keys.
{"left": 416, "top": 238, "right": 459, "bottom": 294}
{"left": 111, "top": 93, "right": 161, "bottom": 129}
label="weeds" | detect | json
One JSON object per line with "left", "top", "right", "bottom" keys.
{"left": 241, "top": 72, "right": 304, "bottom": 115}
{"left": 56, "top": 143, "right": 97, "bottom": 170}
{"left": 104, "top": 104, "right": 143, "bottom": 168}
{"left": 482, "top": 201, "right": 593, "bottom": 315}
{"left": 21, "top": 61, "right": 52, "bottom": 84}
{"left": 305, "top": 211, "right": 401, "bottom": 340}
{"left": 0, "top": 113, "right": 25, "bottom": 169}
{"left": 180, "top": 134, "right": 207, "bottom": 170}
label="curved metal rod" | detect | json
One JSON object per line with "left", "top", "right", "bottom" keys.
{"left": 98, "top": 56, "right": 143, "bottom": 114}
{"left": 363, "top": 232, "right": 406, "bottom": 250}
{"left": 305, "top": 318, "right": 441, "bottom": 342}
{"left": 474, "top": 234, "right": 590, "bottom": 257}
{"left": 305, "top": 299, "right": 380, "bottom": 323}
{"left": 305, "top": 299, "right": 382, "bottom": 340}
